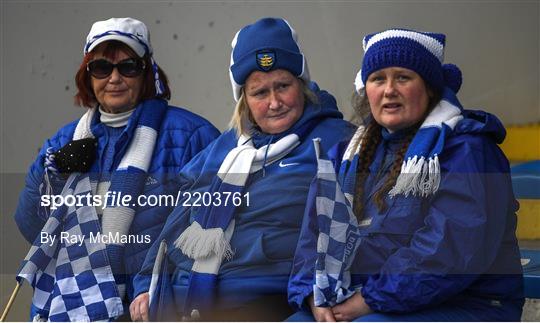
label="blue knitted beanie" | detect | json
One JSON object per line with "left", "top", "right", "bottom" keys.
{"left": 229, "top": 17, "right": 310, "bottom": 101}
{"left": 354, "top": 28, "right": 462, "bottom": 94}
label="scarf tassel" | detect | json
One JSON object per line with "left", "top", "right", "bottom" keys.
{"left": 389, "top": 155, "right": 441, "bottom": 198}
{"left": 174, "top": 221, "right": 233, "bottom": 261}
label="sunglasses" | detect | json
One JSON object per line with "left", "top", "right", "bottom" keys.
{"left": 87, "top": 58, "right": 145, "bottom": 79}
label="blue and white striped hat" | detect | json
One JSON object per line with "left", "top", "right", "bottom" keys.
{"left": 229, "top": 17, "right": 310, "bottom": 102}
{"left": 352, "top": 28, "right": 466, "bottom": 198}
{"left": 354, "top": 28, "right": 462, "bottom": 94}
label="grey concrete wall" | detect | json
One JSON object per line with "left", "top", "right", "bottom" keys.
{"left": 1, "top": 1, "right": 539, "bottom": 321}
{"left": 2, "top": 0, "right": 539, "bottom": 173}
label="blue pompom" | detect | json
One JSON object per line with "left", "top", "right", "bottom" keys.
{"left": 443, "top": 64, "right": 462, "bottom": 93}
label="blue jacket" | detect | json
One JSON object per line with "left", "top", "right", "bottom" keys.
{"left": 132, "top": 85, "right": 356, "bottom": 314}
{"left": 14, "top": 99, "right": 220, "bottom": 301}
{"left": 289, "top": 110, "right": 524, "bottom": 319}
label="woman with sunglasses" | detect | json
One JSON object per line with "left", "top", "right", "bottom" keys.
{"left": 14, "top": 17, "right": 219, "bottom": 321}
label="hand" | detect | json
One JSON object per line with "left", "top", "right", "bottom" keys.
{"left": 130, "top": 292, "right": 149, "bottom": 322}
{"left": 308, "top": 295, "right": 336, "bottom": 322}
{"left": 332, "top": 292, "right": 372, "bottom": 321}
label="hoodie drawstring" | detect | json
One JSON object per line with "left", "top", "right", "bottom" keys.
{"left": 261, "top": 135, "right": 274, "bottom": 177}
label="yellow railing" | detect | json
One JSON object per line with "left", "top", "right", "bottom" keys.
{"left": 516, "top": 199, "right": 540, "bottom": 239}
{"left": 500, "top": 123, "right": 540, "bottom": 162}
{"left": 502, "top": 123, "right": 540, "bottom": 239}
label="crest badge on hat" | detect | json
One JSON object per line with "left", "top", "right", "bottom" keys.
{"left": 229, "top": 17, "right": 310, "bottom": 101}
{"left": 256, "top": 50, "right": 275, "bottom": 71}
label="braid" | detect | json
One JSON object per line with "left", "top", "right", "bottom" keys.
{"left": 352, "top": 120, "right": 381, "bottom": 219}
{"left": 373, "top": 131, "right": 416, "bottom": 213}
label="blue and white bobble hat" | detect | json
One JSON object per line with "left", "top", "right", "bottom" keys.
{"left": 354, "top": 28, "right": 462, "bottom": 94}
{"left": 351, "top": 28, "right": 467, "bottom": 198}
{"left": 229, "top": 17, "right": 310, "bottom": 102}
{"left": 84, "top": 17, "right": 164, "bottom": 95}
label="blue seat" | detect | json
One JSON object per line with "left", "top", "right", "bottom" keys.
{"left": 512, "top": 160, "right": 540, "bottom": 299}
{"left": 511, "top": 160, "right": 540, "bottom": 199}
{"left": 520, "top": 249, "right": 540, "bottom": 298}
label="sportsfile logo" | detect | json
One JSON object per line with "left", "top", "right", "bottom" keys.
{"left": 40, "top": 190, "right": 251, "bottom": 209}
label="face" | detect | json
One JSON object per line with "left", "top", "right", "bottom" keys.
{"left": 365, "top": 67, "right": 431, "bottom": 132}
{"left": 244, "top": 69, "right": 305, "bottom": 134}
{"left": 90, "top": 44, "right": 143, "bottom": 113}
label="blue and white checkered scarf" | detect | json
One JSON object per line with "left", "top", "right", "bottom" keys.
{"left": 313, "top": 87, "right": 463, "bottom": 306}
{"left": 311, "top": 138, "right": 362, "bottom": 307}
{"left": 17, "top": 100, "right": 166, "bottom": 321}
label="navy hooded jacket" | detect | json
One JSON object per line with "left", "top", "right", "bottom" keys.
{"left": 288, "top": 110, "right": 524, "bottom": 320}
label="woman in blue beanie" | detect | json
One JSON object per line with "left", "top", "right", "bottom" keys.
{"left": 129, "top": 17, "right": 355, "bottom": 321}
{"left": 288, "top": 28, "right": 524, "bottom": 321}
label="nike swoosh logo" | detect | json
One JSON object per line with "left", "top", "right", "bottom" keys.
{"left": 279, "top": 161, "right": 300, "bottom": 167}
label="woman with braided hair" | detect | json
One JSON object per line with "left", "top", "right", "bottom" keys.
{"left": 288, "top": 28, "right": 524, "bottom": 321}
